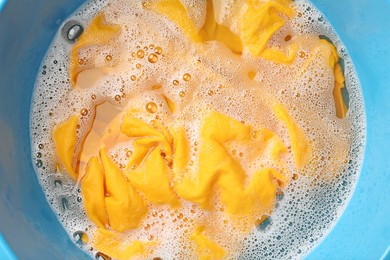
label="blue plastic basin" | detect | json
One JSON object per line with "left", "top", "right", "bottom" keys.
{"left": 0, "top": 0, "right": 389, "bottom": 259}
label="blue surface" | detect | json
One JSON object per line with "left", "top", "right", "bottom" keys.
{"left": 0, "top": 0, "right": 389, "bottom": 259}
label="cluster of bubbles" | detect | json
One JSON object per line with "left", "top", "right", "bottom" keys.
{"left": 30, "top": 0, "right": 365, "bottom": 259}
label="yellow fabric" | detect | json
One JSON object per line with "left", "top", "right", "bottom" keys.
{"left": 120, "top": 115, "right": 177, "bottom": 205}
{"left": 69, "top": 13, "right": 121, "bottom": 86}
{"left": 148, "top": 0, "right": 201, "bottom": 42}
{"left": 333, "top": 63, "right": 348, "bottom": 119}
{"left": 322, "top": 38, "right": 348, "bottom": 119}
{"left": 253, "top": 128, "right": 287, "bottom": 165}
{"left": 172, "top": 127, "right": 190, "bottom": 178}
{"left": 274, "top": 104, "right": 310, "bottom": 169}
{"left": 297, "top": 39, "right": 333, "bottom": 75}
{"left": 120, "top": 115, "right": 172, "bottom": 170}
{"left": 321, "top": 39, "right": 339, "bottom": 68}
{"left": 198, "top": 0, "right": 243, "bottom": 54}
{"left": 127, "top": 147, "right": 179, "bottom": 206}
{"left": 99, "top": 148, "right": 147, "bottom": 232}
{"left": 150, "top": 0, "right": 296, "bottom": 60}
{"left": 265, "top": 130, "right": 288, "bottom": 165}
{"left": 190, "top": 226, "right": 226, "bottom": 260}
{"left": 174, "top": 111, "right": 249, "bottom": 208}
{"left": 93, "top": 228, "right": 147, "bottom": 260}
{"left": 53, "top": 115, "right": 79, "bottom": 180}
{"left": 81, "top": 156, "right": 108, "bottom": 228}
{"left": 261, "top": 43, "right": 298, "bottom": 64}
{"left": 149, "top": 0, "right": 242, "bottom": 54}
{"left": 219, "top": 168, "right": 282, "bottom": 215}
{"left": 240, "top": 0, "right": 295, "bottom": 62}
{"left": 174, "top": 111, "right": 285, "bottom": 215}
{"left": 57, "top": 110, "right": 294, "bottom": 257}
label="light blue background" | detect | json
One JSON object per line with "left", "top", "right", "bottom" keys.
{"left": 0, "top": 0, "right": 389, "bottom": 259}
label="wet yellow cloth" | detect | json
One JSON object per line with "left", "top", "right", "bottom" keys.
{"left": 120, "top": 115, "right": 178, "bottom": 206}
{"left": 53, "top": 115, "right": 79, "bottom": 180}
{"left": 81, "top": 149, "right": 148, "bottom": 233}
{"left": 190, "top": 226, "right": 226, "bottom": 260}
{"left": 174, "top": 111, "right": 286, "bottom": 216}
{"left": 81, "top": 156, "right": 108, "bottom": 228}
{"left": 148, "top": 0, "right": 243, "bottom": 54}
{"left": 100, "top": 148, "right": 148, "bottom": 232}
{"left": 240, "top": 0, "right": 296, "bottom": 62}
{"left": 274, "top": 104, "right": 310, "bottom": 169}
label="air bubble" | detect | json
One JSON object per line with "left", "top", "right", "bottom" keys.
{"left": 154, "top": 46, "right": 163, "bottom": 55}
{"left": 80, "top": 108, "right": 88, "bottom": 116}
{"left": 35, "top": 160, "right": 43, "bottom": 168}
{"left": 146, "top": 102, "right": 158, "bottom": 113}
{"left": 137, "top": 50, "right": 145, "bottom": 59}
{"left": 126, "top": 150, "right": 133, "bottom": 158}
{"left": 61, "top": 197, "right": 69, "bottom": 211}
{"left": 183, "top": 73, "right": 191, "bottom": 81}
{"left": 148, "top": 53, "right": 158, "bottom": 63}
{"left": 54, "top": 180, "right": 62, "bottom": 188}
{"left": 62, "top": 21, "right": 84, "bottom": 42}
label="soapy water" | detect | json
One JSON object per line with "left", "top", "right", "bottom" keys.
{"left": 30, "top": 0, "right": 365, "bottom": 259}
